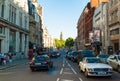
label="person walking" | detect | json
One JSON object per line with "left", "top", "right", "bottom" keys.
{"left": 9, "top": 53, "right": 12, "bottom": 63}
{"left": 3, "top": 54, "right": 7, "bottom": 65}
{"left": 28, "top": 49, "right": 34, "bottom": 61}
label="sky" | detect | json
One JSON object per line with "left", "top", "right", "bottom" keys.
{"left": 38, "top": 0, "right": 90, "bottom": 40}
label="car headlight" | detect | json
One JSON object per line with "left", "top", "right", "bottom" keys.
{"left": 108, "top": 68, "right": 112, "bottom": 72}
{"left": 87, "top": 68, "right": 94, "bottom": 72}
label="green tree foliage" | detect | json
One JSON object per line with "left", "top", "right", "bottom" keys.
{"left": 55, "top": 38, "right": 65, "bottom": 49}
{"left": 65, "top": 37, "right": 75, "bottom": 49}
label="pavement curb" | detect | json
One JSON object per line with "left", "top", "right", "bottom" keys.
{"left": 0, "top": 59, "right": 29, "bottom": 70}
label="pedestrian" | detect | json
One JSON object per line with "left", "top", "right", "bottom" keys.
{"left": 1, "top": 53, "right": 4, "bottom": 65}
{"left": 3, "top": 54, "right": 7, "bottom": 65}
{"left": 28, "top": 49, "right": 34, "bottom": 60}
{"left": 9, "top": 52, "right": 12, "bottom": 63}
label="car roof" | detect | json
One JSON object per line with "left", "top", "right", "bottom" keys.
{"left": 109, "top": 54, "right": 120, "bottom": 56}
{"left": 84, "top": 57, "right": 98, "bottom": 59}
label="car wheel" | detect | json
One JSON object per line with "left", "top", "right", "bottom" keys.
{"left": 118, "top": 66, "right": 120, "bottom": 73}
{"left": 31, "top": 68, "right": 34, "bottom": 72}
{"left": 85, "top": 70, "right": 88, "bottom": 77}
{"left": 50, "top": 63, "right": 53, "bottom": 68}
{"left": 79, "top": 66, "right": 82, "bottom": 72}
{"left": 47, "top": 65, "right": 50, "bottom": 70}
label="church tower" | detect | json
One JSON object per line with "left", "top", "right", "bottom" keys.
{"left": 60, "top": 32, "right": 63, "bottom": 40}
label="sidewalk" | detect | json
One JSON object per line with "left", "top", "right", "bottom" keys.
{"left": 0, "top": 58, "right": 29, "bottom": 70}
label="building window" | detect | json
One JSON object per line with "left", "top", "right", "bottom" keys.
{"left": 1, "top": 4, "right": 4, "bottom": 18}
{"left": 19, "top": 12, "right": 22, "bottom": 27}
{"left": 9, "top": 31, "right": 16, "bottom": 53}
{"left": 9, "top": 4, "right": 16, "bottom": 24}
{"left": 110, "top": 28, "right": 119, "bottom": 35}
{"left": 24, "top": 16, "right": 27, "bottom": 29}
{"left": 0, "top": 27, "right": 2, "bottom": 34}
{"left": 111, "top": 9, "right": 118, "bottom": 22}
{"left": 0, "top": 27, "right": 5, "bottom": 34}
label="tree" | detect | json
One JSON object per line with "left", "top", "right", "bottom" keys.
{"left": 65, "top": 37, "right": 75, "bottom": 49}
{"left": 54, "top": 38, "right": 65, "bottom": 49}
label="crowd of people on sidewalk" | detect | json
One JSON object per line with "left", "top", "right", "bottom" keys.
{"left": 0, "top": 52, "right": 13, "bottom": 65}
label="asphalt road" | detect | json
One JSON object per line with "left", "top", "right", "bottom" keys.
{"left": 0, "top": 51, "right": 120, "bottom": 81}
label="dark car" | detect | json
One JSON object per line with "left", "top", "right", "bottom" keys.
{"left": 29, "top": 55, "right": 53, "bottom": 71}
{"left": 66, "top": 51, "right": 73, "bottom": 60}
{"left": 71, "top": 51, "right": 78, "bottom": 62}
{"left": 76, "top": 50, "right": 95, "bottom": 63}
{"left": 50, "top": 51, "right": 60, "bottom": 58}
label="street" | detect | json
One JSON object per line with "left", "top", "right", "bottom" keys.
{"left": 0, "top": 51, "right": 120, "bottom": 81}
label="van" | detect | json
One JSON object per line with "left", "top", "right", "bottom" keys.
{"left": 76, "top": 50, "right": 95, "bottom": 63}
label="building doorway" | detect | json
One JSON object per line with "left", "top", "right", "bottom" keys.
{"left": 0, "top": 40, "right": 1, "bottom": 53}
{"left": 114, "top": 43, "right": 119, "bottom": 52}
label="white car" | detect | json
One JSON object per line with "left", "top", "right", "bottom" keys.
{"left": 107, "top": 55, "right": 120, "bottom": 72}
{"left": 79, "top": 57, "right": 113, "bottom": 77}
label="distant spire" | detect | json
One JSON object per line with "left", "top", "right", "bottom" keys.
{"left": 60, "top": 32, "right": 63, "bottom": 40}
{"left": 32, "top": 0, "right": 37, "bottom": 3}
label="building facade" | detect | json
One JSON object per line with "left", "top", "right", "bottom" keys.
{"left": 0, "top": 0, "right": 29, "bottom": 56}
{"left": 76, "top": 3, "right": 95, "bottom": 50}
{"left": 28, "top": 0, "right": 43, "bottom": 49}
{"left": 93, "top": 2, "right": 109, "bottom": 53}
{"left": 108, "top": 0, "right": 120, "bottom": 52}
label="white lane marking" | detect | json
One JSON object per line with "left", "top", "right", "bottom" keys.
{"left": 71, "top": 67, "right": 77, "bottom": 74}
{"left": 63, "top": 72, "right": 73, "bottom": 74}
{"left": 79, "top": 78, "right": 83, "bottom": 81}
{"left": 66, "top": 61, "right": 77, "bottom": 74}
{"left": 63, "top": 64, "right": 65, "bottom": 67}
{"left": 0, "top": 72, "right": 15, "bottom": 75}
{"left": 61, "top": 79, "right": 73, "bottom": 81}
{"left": 56, "top": 78, "right": 60, "bottom": 81}
{"left": 60, "top": 68, "right": 63, "bottom": 75}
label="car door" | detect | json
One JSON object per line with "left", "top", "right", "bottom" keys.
{"left": 110, "top": 56, "right": 117, "bottom": 69}
{"left": 80, "top": 58, "right": 86, "bottom": 72}
{"left": 112, "top": 56, "right": 118, "bottom": 69}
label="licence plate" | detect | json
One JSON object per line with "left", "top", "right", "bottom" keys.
{"left": 35, "top": 63, "right": 41, "bottom": 65}
{"left": 98, "top": 72, "right": 106, "bottom": 75}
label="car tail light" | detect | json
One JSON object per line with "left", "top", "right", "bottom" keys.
{"left": 29, "top": 61, "right": 33, "bottom": 65}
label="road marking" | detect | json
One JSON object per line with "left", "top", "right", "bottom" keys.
{"left": 64, "top": 68, "right": 70, "bottom": 70}
{"left": 60, "top": 68, "right": 63, "bottom": 75}
{"left": 57, "top": 78, "right": 60, "bottom": 81}
{"left": 0, "top": 72, "right": 15, "bottom": 75}
{"left": 63, "top": 72, "right": 73, "bottom": 74}
{"left": 63, "top": 64, "right": 65, "bottom": 67}
{"left": 61, "top": 79, "right": 73, "bottom": 81}
{"left": 68, "top": 63, "right": 71, "bottom": 67}
{"left": 71, "top": 67, "right": 77, "bottom": 74}
{"left": 79, "top": 78, "right": 83, "bottom": 81}
{"left": 67, "top": 61, "right": 77, "bottom": 74}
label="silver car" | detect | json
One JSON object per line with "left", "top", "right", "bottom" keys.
{"left": 107, "top": 55, "right": 120, "bottom": 72}
{"left": 79, "top": 57, "right": 113, "bottom": 77}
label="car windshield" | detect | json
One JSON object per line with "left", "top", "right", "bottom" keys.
{"left": 118, "top": 56, "right": 120, "bottom": 60}
{"left": 86, "top": 58, "right": 99, "bottom": 63}
{"left": 99, "top": 54, "right": 107, "bottom": 58}
{"left": 68, "top": 52, "right": 72, "bottom": 55}
{"left": 34, "top": 56, "right": 46, "bottom": 62}
{"left": 82, "top": 50, "right": 94, "bottom": 57}
{"left": 73, "top": 52, "right": 78, "bottom": 56}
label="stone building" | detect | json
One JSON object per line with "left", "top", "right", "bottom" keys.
{"left": 93, "top": 2, "right": 109, "bottom": 54}
{"left": 0, "top": 0, "right": 29, "bottom": 57}
{"left": 28, "top": 0, "right": 43, "bottom": 48}
{"left": 108, "top": 0, "right": 120, "bottom": 52}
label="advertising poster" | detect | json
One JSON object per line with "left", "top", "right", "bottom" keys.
{"left": 94, "top": 30, "right": 100, "bottom": 41}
